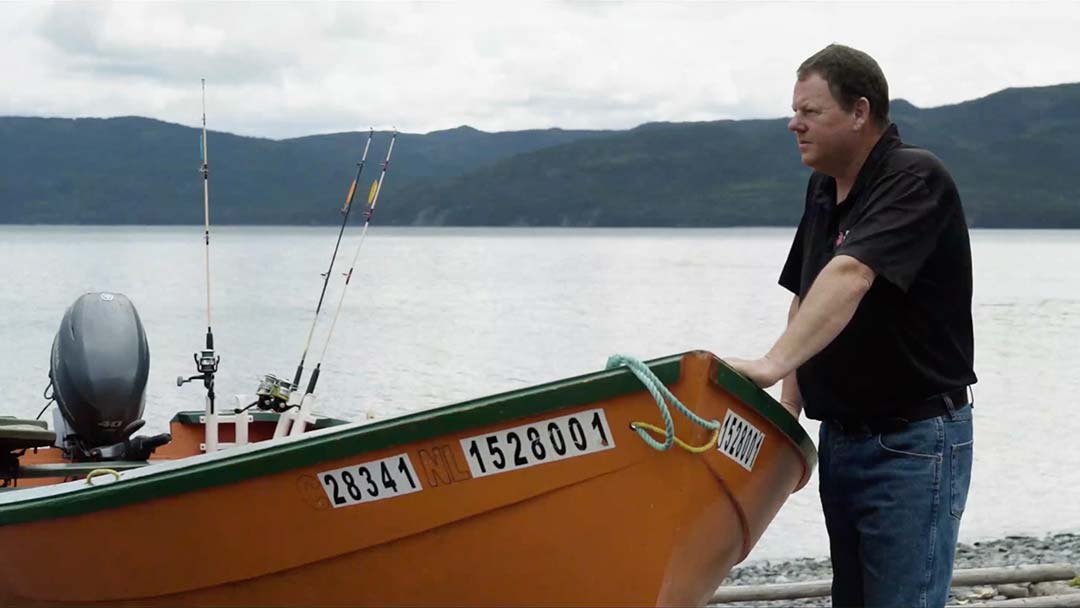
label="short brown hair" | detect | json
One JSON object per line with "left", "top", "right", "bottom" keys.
{"left": 798, "top": 44, "right": 890, "bottom": 129}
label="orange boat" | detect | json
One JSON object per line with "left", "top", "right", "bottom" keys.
{"left": 0, "top": 350, "right": 815, "bottom": 606}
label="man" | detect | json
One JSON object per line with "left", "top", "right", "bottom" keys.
{"left": 725, "top": 44, "right": 976, "bottom": 607}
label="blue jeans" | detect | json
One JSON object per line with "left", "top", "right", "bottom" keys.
{"left": 818, "top": 402, "right": 973, "bottom": 608}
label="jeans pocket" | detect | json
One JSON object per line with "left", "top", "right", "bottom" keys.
{"left": 877, "top": 418, "right": 943, "bottom": 459}
{"left": 951, "top": 439, "right": 974, "bottom": 519}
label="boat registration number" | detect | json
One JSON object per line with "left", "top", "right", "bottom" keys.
{"left": 319, "top": 453, "right": 423, "bottom": 508}
{"left": 460, "top": 408, "right": 615, "bottom": 478}
{"left": 717, "top": 410, "right": 765, "bottom": 471}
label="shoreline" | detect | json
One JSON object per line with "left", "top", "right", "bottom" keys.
{"left": 718, "top": 532, "right": 1080, "bottom": 606}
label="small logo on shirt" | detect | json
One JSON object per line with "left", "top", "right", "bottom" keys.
{"left": 835, "top": 229, "right": 850, "bottom": 247}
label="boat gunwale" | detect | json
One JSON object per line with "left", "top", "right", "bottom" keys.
{"left": 0, "top": 350, "right": 816, "bottom": 526}
{"left": 710, "top": 358, "right": 818, "bottom": 472}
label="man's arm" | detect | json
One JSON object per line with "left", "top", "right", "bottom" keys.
{"left": 779, "top": 296, "right": 803, "bottom": 418}
{"left": 727, "top": 255, "right": 876, "bottom": 389}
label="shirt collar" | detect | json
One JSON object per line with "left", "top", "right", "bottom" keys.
{"left": 812, "top": 123, "right": 903, "bottom": 209}
{"left": 840, "top": 123, "right": 902, "bottom": 206}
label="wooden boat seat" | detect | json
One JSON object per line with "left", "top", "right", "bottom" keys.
{"left": 0, "top": 417, "right": 56, "bottom": 452}
{"left": 0, "top": 417, "right": 47, "bottom": 428}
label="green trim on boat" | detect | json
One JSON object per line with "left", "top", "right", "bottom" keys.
{"left": 0, "top": 355, "right": 683, "bottom": 526}
{"left": 711, "top": 359, "right": 818, "bottom": 470}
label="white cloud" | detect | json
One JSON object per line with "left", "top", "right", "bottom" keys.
{"left": 1, "top": 1, "right": 1078, "bottom": 138}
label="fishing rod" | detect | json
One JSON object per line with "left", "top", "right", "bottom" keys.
{"left": 288, "top": 128, "right": 374, "bottom": 391}
{"left": 292, "top": 130, "right": 397, "bottom": 416}
{"left": 248, "top": 130, "right": 377, "bottom": 413}
{"left": 178, "top": 78, "right": 220, "bottom": 412}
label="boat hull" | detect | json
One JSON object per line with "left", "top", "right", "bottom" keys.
{"left": 0, "top": 351, "right": 814, "bottom": 606}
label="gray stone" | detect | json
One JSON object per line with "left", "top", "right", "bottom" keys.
{"left": 1031, "top": 581, "right": 1080, "bottom": 597}
{"left": 967, "top": 586, "right": 996, "bottom": 600}
{"left": 997, "top": 583, "right": 1031, "bottom": 599}
{"left": 722, "top": 532, "right": 1080, "bottom": 598}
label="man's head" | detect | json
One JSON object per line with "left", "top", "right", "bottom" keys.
{"left": 788, "top": 44, "right": 890, "bottom": 176}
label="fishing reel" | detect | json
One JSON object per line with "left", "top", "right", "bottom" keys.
{"left": 196, "top": 349, "right": 219, "bottom": 375}
{"left": 251, "top": 373, "right": 294, "bottom": 412}
{"left": 177, "top": 349, "right": 219, "bottom": 389}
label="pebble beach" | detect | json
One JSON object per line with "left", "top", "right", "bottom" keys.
{"left": 715, "top": 532, "right": 1080, "bottom": 606}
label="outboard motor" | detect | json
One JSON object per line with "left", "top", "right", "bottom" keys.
{"left": 49, "top": 292, "right": 169, "bottom": 461}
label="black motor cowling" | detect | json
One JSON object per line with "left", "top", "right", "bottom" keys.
{"left": 50, "top": 292, "right": 150, "bottom": 449}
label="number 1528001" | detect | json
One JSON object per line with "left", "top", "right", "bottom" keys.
{"left": 460, "top": 408, "right": 615, "bottom": 478}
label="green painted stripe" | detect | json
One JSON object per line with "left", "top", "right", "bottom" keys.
{"left": 711, "top": 360, "right": 818, "bottom": 469}
{"left": 0, "top": 356, "right": 684, "bottom": 526}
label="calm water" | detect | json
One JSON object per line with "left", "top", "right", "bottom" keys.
{"left": 1, "top": 226, "right": 1077, "bottom": 561}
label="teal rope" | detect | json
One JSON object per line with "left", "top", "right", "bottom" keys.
{"left": 606, "top": 354, "right": 720, "bottom": 451}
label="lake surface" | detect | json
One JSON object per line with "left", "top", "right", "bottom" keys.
{"left": 1, "top": 225, "right": 1077, "bottom": 561}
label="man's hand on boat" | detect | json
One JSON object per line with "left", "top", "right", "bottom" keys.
{"left": 724, "top": 356, "right": 785, "bottom": 386}
{"left": 723, "top": 356, "right": 801, "bottom": 418}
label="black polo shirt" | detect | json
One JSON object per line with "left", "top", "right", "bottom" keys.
{"left": 779, "top": 124, "right": 977, "bottom": 421}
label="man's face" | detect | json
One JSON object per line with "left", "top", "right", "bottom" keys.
{"left": 788, "top": 73, "right": 858, "bottom": 174}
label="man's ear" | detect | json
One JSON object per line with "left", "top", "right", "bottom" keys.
{"left": 852, "top": 97, "right": 871, "bottom": 131}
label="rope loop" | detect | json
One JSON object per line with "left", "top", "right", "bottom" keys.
{"left": 630, "top": 422, "right": 720, "bottom": 453}
{"left": 606, "top": 354, "right": 720, "bottom": 452}
{"left": 85, "top": 469, "right": 121, "bottom": 485}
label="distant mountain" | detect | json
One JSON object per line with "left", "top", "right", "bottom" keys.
{"left": 0, "top": 118, "right": 604, "bottom": 224}
{"left": 2, "top": 82, "right": 1079, "bottom": 227}
{"left": 882, "top": 84, "right": 1080, "bottom": 227}
{"left": 384, "top": 83, "right": 1080, "bottom": 228}
{"left": 382, "top": 119, "right": 809, "bottom": 227}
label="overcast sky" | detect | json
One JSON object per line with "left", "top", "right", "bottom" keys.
{"left": 3, "top": 1, "right": 1079, "bottom": 139}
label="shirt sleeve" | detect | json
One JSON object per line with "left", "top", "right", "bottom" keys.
{"left": 779, "top": 215, "right": 806, "bottom": 295}
{"left": 779, "top": 177, "right": 816, "bottom": 295}
{"left": 835, "top": 170, "right": 951, "bottom": 292}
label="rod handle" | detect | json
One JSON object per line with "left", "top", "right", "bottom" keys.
{"left": 305, "top": 365, "right": 321, "bottom": 396}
